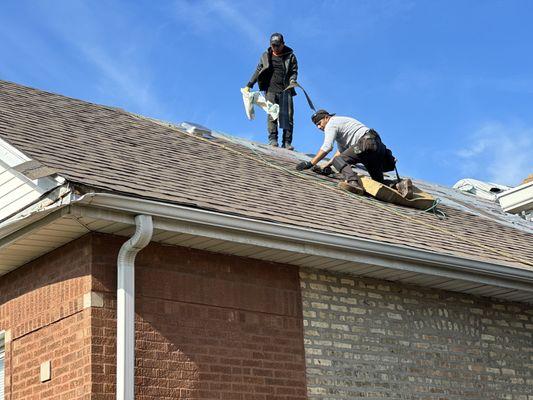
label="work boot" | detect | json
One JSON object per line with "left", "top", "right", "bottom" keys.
{"left": 395, "top": 179, "right": 413, "bottom": 199}
{"left": 282, "top": 142, "right": 294, "bottom": 151}
{"left": 269, "top": 140, "right": 278, "bottom": 147}
{"left": 338, "top": 180, "right": 365, "bottom": 196}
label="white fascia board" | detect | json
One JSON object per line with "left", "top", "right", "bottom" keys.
{"left": 0, "top": 185, "right": 74, "bottom": 242}
{"left": 497, "top": 181, "right": 533, "bottom": 213}
{"left": 75, "top": 193, "right": 533, "bottom": 292}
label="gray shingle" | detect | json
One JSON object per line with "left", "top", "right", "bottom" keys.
{"left": 0, "top": 79, "right": 531, "bottom": 270}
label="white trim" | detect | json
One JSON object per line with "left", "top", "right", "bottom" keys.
{"left": 497, "top": 180, "right": 533, "bottom": 197}
{"left": 0, "top": 206, "right": 69, "bottom": 248}
{"left": 497, "top": 181, "right": 533, "bottom": 214}
{"left": 0, "top": 159, "right": 43, "bottom": 194}
{"left": 0, "top": 138, "right": 30, "bottom": 168}
{"left": 75, "top": 193, "right": 533, "bottom": 291}
{"left": 0, "top": 138, "right": 64, "bottom": 195}
{"left": 1, "top": 190, "right": 532, "bottom": 298}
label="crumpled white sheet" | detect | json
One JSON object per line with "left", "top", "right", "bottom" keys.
{"left": 241, "top": 88, "right": 279, "bottom": 121}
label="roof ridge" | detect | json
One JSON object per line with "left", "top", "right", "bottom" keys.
{"left": 0, "top": 79, "right": 125, "bottom": 114}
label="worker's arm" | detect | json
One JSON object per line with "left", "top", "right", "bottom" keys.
{"left": 247, "top": 56, "right": 264, "bottom": 88}
{"left": 322, "top": 150, "right": 340, "bottom": 168}
{"left": 295, "top": 149, "right": 329, "bottom": 171}
{"left": 311, "top": 149, "right": 328, "bottom": 165}
{"left": 296, "top": 125, "right": 337, "bottom": 171}
{"left": 288, "top": 53, "right": 298, "bottom": 84}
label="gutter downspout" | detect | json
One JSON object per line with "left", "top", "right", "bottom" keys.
{"left": 116, "top": 214, "right": 153, "bottom": 400}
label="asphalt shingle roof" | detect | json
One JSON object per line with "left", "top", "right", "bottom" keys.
{"left": 0, "top": 80, "right": 532, "bottom": 270}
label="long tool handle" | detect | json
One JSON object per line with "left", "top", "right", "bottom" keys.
{"left": 285, "top": 82, "right": 316, "bottom": 111}
{"left": 394, "top": 166, "right": 401, "bottom": 182}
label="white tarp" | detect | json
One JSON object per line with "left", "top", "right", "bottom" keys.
{"left": 241, "top": 88, "right": 279, "bottom": 121}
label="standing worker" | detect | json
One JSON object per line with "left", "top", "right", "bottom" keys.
{"left": 244, "top": 33, "right": 298, "bottom": 150}
{"left": 296, "top": 109, "right": 413, "bottom": 198}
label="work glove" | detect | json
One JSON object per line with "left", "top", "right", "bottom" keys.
{"left": 242, "top": 86, "right": 250, "bottom": 93}
{"left": 312, "top": 165, "right": 333, "bottom": 176}
{"left": 296, "top": 161, "right": 313, "bottom": 171}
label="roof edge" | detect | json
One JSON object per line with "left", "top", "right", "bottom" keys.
{"left": 76, "top": 192, "right": 533, "bottom": 290}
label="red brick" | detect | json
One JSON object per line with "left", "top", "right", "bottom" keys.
{"left": 0, "top": 235, "right": 93, "bottom": 400}
{"left": 0, "top": 233, "right": 307, "bottom": 399}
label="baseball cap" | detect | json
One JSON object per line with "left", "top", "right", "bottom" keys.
{"left": 311, "top": 109, "right": 335, "bottom": 125}
{"left": 270, "top": 33, "right": 284, "bottom": 45}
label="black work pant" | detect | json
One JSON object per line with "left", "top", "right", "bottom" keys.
{"left": 265, "top": 90, "right": 294, "bottom": 145}
{"left": 332, "top": 130, "right": 392, "bottom": 183}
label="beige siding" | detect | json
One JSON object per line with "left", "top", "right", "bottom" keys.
{"left": 0, "top": 164, "right": 42, "bottom": 221}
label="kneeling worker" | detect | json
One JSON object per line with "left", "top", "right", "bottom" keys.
{"left": 296, "top": 109, "right": 412, "bottom": 197}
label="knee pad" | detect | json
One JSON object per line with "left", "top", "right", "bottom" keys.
{"left": 332, "top": 155, "right": 349, "bottom": 172}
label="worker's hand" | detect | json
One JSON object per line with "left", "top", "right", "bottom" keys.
{"left": 322, "top": 166, "right": 333, "bottom": 175}
{"left": 312, "top": 165, "right": 333, "bottom": 176}
{"left": 286, "top": 80, "right": 298, "bottom": 90}
{"left": 296, "top": 161, "right": 313, "bottom": 171}
{"left": 242, "top": 86, "right": 250, "bottom": 93}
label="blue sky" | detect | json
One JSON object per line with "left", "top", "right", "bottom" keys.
{"left": 1, "top": 0, "right": 532, "bottom": 186}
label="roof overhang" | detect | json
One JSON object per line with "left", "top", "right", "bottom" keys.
{"left": 1, "top": 191, "right": 533, "bottom": 304}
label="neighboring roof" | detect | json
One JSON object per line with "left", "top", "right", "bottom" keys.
{"left": 0, "top": 79, "right": 532, "bottom": 271}
{"left": 453, "top": 178, "right": 509, "bottom": 201}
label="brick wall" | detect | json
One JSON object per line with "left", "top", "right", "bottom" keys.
{"left": 300, "top": 267, "right": 533, "bottom": 400}
{"left": 90, "top": 234, "right": 307, "bottom": 400}
{"left": 0, "top": 236, "right": 93, "bottom": 400}
{"left": 0, "top": 232, "right": 308, "bottom": 399}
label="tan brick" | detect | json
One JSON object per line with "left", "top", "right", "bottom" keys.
{"left": 300, "top": 266, "right": 533, "bottom": 399}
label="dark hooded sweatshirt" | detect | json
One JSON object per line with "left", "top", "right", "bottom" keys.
{"left": 247, "top": 46, "right": 298, "bottom": 96}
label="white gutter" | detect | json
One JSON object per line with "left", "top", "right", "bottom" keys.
{"left": 497, "top": 181, "right": 533, "bottom": 214}
{"left": 77, "top": 193, "right": 533, "bottom": 286}
{"left": 116, "top": 214, "right": 153, "bottom": 400}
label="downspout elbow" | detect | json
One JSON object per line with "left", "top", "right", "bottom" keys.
{"left": 118, "top": 214, "right": 154, "bottom": 265}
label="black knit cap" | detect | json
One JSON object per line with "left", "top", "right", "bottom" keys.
{"left": 270, "top": 33, "right": 284, "bottom": 45}
{"left": 311, "top": 109, "right": 335, "bottom": 125}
